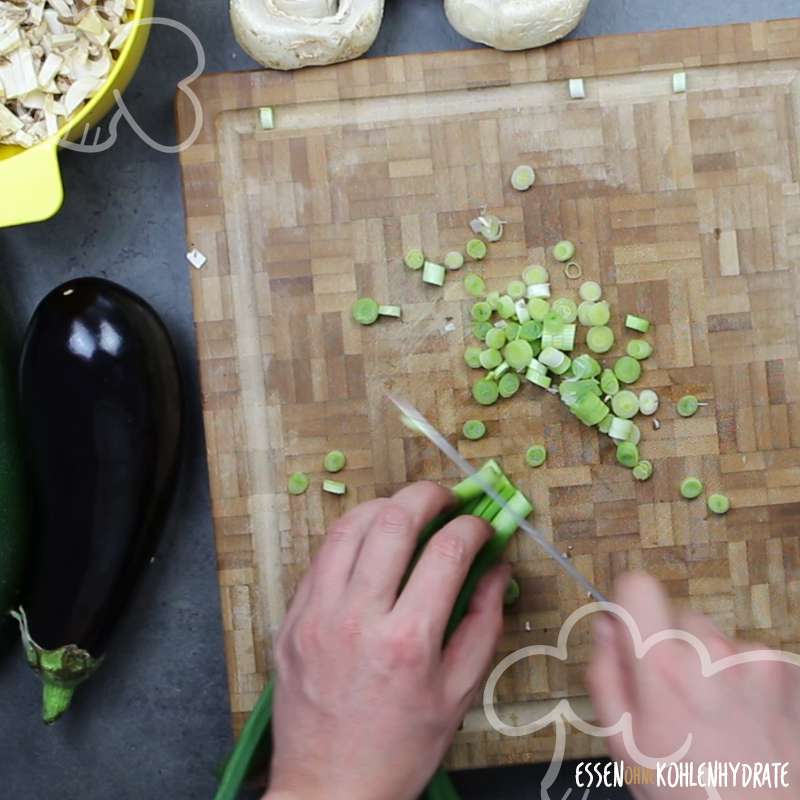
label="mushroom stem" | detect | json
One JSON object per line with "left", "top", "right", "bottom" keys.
{"left": 271, "top": 0, "right": 338, "bottom": 16}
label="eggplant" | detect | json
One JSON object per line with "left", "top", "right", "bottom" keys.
{"left": 15, "top": 278, "right": 182, "bottom": 722}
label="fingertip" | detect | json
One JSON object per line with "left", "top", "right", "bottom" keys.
{"left": 614, "top": 570, "right": 663, "bottom": 602}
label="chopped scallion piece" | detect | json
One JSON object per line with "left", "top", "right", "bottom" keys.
{"left": 638, "top": 389, "right": 659, "bottom": 416}
{"left": 463, "top": 419, "right": 487, "bottom": 441}
{"left": 503, "top": 577, "right": 521, "bottom": 606}
{"left": 564, "top": 261, "right": 582, "bottom": 279}
{"left": 625, "top": 423, "right": 641, "bottom": 445}
{"left": 518, "top": 320, "right": 542, "bottom": 341}
{"left": 551, "top": 297, "right": 578, "bottom": 324}
{"left": 490, "top": 361, "right": 510, "bottom": 381}
{"left": 571, "top": 393, "right": 610, "bottom": 427}
{"left": 471, "top": 301, "right": 492, "bottom": 322}
{"left": 287, "top": 472, "right": 310, "bottom": 495}
{"left": 527, "top": 298, "right": 550, "bottom": 321}
{"left": 472, "top": 321, "right": 492, "bottom": 341}
{"left": 633, "top": 460, "right": 653, "bottom": 481}
{"left": 479, "top": 349, "right": 503, "bottom": 370}
{"left": 404, "top": 248, "right": 425, "bottom": 270}
{"left": 579, "top": 301, "right": 611, "bottom": 327}
{"left": 471, "top": 214, "right": 504, "bottom": 242}
{"left": 498, "top": 372, "right": 521, "bottom": 398}
{"left": 444, "top": 251, "right": 465, "bottom": 270}
{"left": 511, "top": 165, "right": 536, "bottom": 191}
{"left": 607, "top": 416, "right": 633, "bottom": 441}
{"left": 323, "top": 479, "right": 347, "bottom": 495}
{"left": 553, "top": 240, "right": 576, "bottom": 262}
{"left": 523, "top": 265, "right": 549, "bottom": 285}
{"left": 259, "top": 107, "right": 275, "bottom": 130}
{"left": 538, "top": 346, "right": 571, "bottom": 375}
{"left": 324, "top": 450, "right": 347, "bottom": 473}
{"left": 707, "top": 493, "right": 730, "bottom": 514}
{"left": 526, "top": 368, "right": 551, "bottom": 389}
{"left": 464, "top": 273, "right": 486, "bottom": 297}
{"left": 598, "top": 416, "right": 612, "bottom": 434}
{"left": 497, "top": 295, "right": 516, "bottom": 319}
{"left": 627, "top": 339, "right": 653, "bottom": 360}
{"left": 579, "top": 281, "right": 602, "bottom": 302}
{"left": 600, "top": 368, "right": 620, "bottom": 396}
{"left": 466, "top": 239, "right": 488, "bottom": 261}
{"left": 614, "top": 356, "right": 642, "bottom": 384}
{"left": 504, "top": 339, "right": 534, "bottom": 371}
{"left": 504, "top": 321, "right": 521, "bottom": 341}
{"left": 616, "top": 441, "right": 639, "bottom": 468}
{"left": 571, "top": 354, "right": 601, "bottom": 380}
{"left": 473, "top": 379, "right": 500, "bottom": 405}
{"left": 677, "top": 394, "right": 700, "bottom": 417}
{"left": 611, "top": 390, "right": 639, "bottom": 419}
{"left": 559, "top": 378, "right": 601, "bottom": 408}
{"left": 485, "top": 328, "right": 506, "bottom": 350}
{"left": 625, "top": 314, "right": 651, "bottom": 333}
{"left": 568, "top": 78, "right": 585, "bottom": 99}
{"left": 514, "top": 298, "right": 531, "bottom": 324}
{"left": 526, "top": 283, "right": 551, "bottom": 299}
{"left": 525, "top": 444, "right": 548, "bottom": 467}
{"left": 680, "top": 477, "right": 703, "bottom": 500}
{"left": 352, "top": 297, "right": 379, "bottom": 325}
{"left": 378, "top": 305, "right": 402, "bottom": 318}
{"left": 486, "top": 290, "right": 501, "bottom": 309}
{"left": 586, "top": 325, "right": 614, "bottom": 353}
{"left": 423, "top": 261, "right": 446, "bottom": 286}
{"left": 464, "top": 347, "right": 482, "bottom": 369}
{"left": 507, "top": 280, "right": 527, "bottom": 300}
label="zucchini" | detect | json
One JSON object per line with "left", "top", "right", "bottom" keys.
{"left": 14, "top": 278, "right": 182, "bottom": 722}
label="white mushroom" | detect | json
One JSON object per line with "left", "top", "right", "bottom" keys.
{"left": 444, "top": 0, "right": 591, "bottom": 51}
{"left": 230, "top": 0, "right": 385, "bottom": 71}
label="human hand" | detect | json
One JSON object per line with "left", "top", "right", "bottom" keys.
{"left": 586, "top": 572, "right": 800, "bottom": 799}
{"left": 264, "top": 482, "right": 511, "bottom": 800}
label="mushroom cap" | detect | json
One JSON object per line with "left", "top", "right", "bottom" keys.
{"left": 230, "top": 0, "right": 386, "bottom": 71}
{"left": 444, "top": 0, "right": 591, "bottom": 51}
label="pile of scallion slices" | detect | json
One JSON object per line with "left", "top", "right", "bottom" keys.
{"left": 0, "top": 0, "right": 135, "bottom": 147}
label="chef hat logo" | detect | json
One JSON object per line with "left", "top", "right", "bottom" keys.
{"left": 482, "top": 601, "right": 800, "bottom": 800}
{"left": 60, "top": 17, "right": 204, "bottom": 155}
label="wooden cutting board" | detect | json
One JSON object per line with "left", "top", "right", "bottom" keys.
{"left": 177, "top": 19, "right": 800, "bottom": 769}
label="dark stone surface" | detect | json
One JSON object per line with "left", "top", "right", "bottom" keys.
{"left": 1, "top": 1, "right": 795, "bottom": 797}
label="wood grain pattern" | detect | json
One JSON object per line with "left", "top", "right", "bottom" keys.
{"left": 177, "top": 19, "right": 800, "bottom": 768}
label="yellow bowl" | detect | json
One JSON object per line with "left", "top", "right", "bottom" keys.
{"left": 0, "top": 0, "right": 154, "bottom": 228}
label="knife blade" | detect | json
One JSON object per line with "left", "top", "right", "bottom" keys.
{"left": 388, "top": 393, "right": 607, "bottom": 603}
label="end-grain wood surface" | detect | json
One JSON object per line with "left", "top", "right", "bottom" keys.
{"left": 177, "top": 19, "right": 800, "bottom": 768}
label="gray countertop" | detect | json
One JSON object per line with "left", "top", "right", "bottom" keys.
{"left": 1, "top": 1, "right": 796, "bottom": 797}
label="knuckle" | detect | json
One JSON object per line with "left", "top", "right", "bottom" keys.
{"left": 292, "top": 618, "right": 323, "bottom": 659}
{"left": 378, "top": 502, "right": 412, "bottom": 536}
{"left": 430, "top": 530, "right": 468, "bottom": 566}
{"left": 376, "top": 621, "right": 430, "bottom": 671}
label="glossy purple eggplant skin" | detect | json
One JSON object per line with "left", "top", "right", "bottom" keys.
{"left": 19, "top": 278, "right": 182, "bottom": 656}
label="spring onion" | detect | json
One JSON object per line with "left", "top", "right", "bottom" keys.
{"left": 287, "top": 472, "right": 310, "bottom": 495}
{"left": 471, "top": 301, "right": 492, "bottom": 322}
{"left": 680, "top": 477, "right": 703, "bottom": 500}
{"left": 526, "top": 367, "right": 551, "bottom": 389}
{"left": 466, "top": 239, "right": 488, "bottom": 261}
{"left": 633, "top": 460, "right": 653, "bottom": 481}
{"left": 323, "top": 451, "right": 347, "bottom": 473}
{"left": 568, "top": 78, "right": 586, "bottom": 99}
{"left": 639, "top": 389, "right": 659, "bottom": 416}
{"left": 485, "top": 328, "right": 506, "bottom": 350}
{"left": 538, "top": 346, "right": 570, "bottom": 375}
{"left": 525, "top": 444, "right": 548, "bottom": 467}
{"left": 472, "top": 321, "right": 491, "bottom": 341}
{"left": 504, "top": 339, "right": 534, "bottom": 371}
{"left": 523, "top": 265, "right": 549, "bottom": 285}
{"left": 578, "top": 301, "right": 611, "bottom": 327}
{"left": 625, "top": 314, "right": 651, "bottom": 333}
{"left": 423, "top": 261, "right": 446, "bottom": 287}
{"left": 677, "top": 394, "right": 700, "bottom": 417}
{"left": 479, "top": 349, "right": 503, "bottom": 370}
{"left": 508, "top": 280, "right": 527, "bottom": 300}
{"left": 564, "top": 261, "right": 582, "bottom": 279}
{"left": 579, "top": 281, "right": 602, "bottom": 302}
{"left": 404, "top": 248, "right": 425, "bottom": 270}
{"left": 600, "top": 368, "right": 620, "bottom": 396}
{"left": 616, "top": 441, "right": 640, "bottom": 468}
{"left": 352, "top": 297, "right": 380, "bottom": 325}
{"left": 323, "top": 479, "right": 347, "bottom": 495}
{"left": 511, "top": 165, "right": 536, "bottom": 191}
{"left": 378, "top": 305, "right": 402, "bottom": 319}
{"left": 673, "top": 71, "right": 687, "bottom": 93}
{"left": 464, "top": 273, "right": 486, "bottom": 297}
{"left": 464, "top": 346, "right": 482, "bottom": 368}
{"left": 598, "top": 416, "right": 612, "bottom": 434}
{"left": 518, "top": 320, "right": 542, "bottom": 341}
{"left": 473, "top": 379, "right": 500, "bottom": 405}
{"left": 626, "top": 339, "right": 652, "bottom": 360}
{"left": 497, "top": 295, "right": 516, "bottom": 319}
{"left": 514, "top": 299, "right": 531, "bottom": 324}
{"left": 607, "top": 416, "right": 633, "bottom": 441}
{"left": 498, "top": 372, "right": 521, "bottom": 398}
{"left": 553, "top": 240, "right": 576, "bottom": 262}
{"left": 707, "top": 493, "right": 730, "bottom": 515}
{"left": 586, "top": 325, "right": 614, "bottom": 353}
{"left": 571, "top": 393, "right": 610, "bottom": 427}
{"left": 542, "top": 324, "right": 576, "bottom": 352}
{"left": 527, "top": 283, "right": 551, "bottom": 299}
{"left": 444, "top": 251, "right": 464, "bottom": 270}
{"left": 527, "top": 298, "right": 550, "bottom": 321}
{"left": 505, "top": 321, "right": 521, "bottom": 340}
{"left": 471, "top": 214, "right": 504, "bottom": 242}
{"left": 559, "top": 378, "right": 601, "bottom": 407}
{"left": 490, "top": 362, "right": 510, "bottom": 381}
{"left": 571, "top": 354, "right": 601, "bottom": 380}
{"left": 551, "top": 297, "right": 578, "bottom": 324}
{"left": 614, "top": 356, "right": 642, "bottom": 385}
{"left": 611, "top": 390, "right": 639, "bottom": 419}
{"left": 463, "top": 420, "right": 487, "bottom": 441}
{"left": 503, "top": 578, "right": 521, "bottom": 606}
